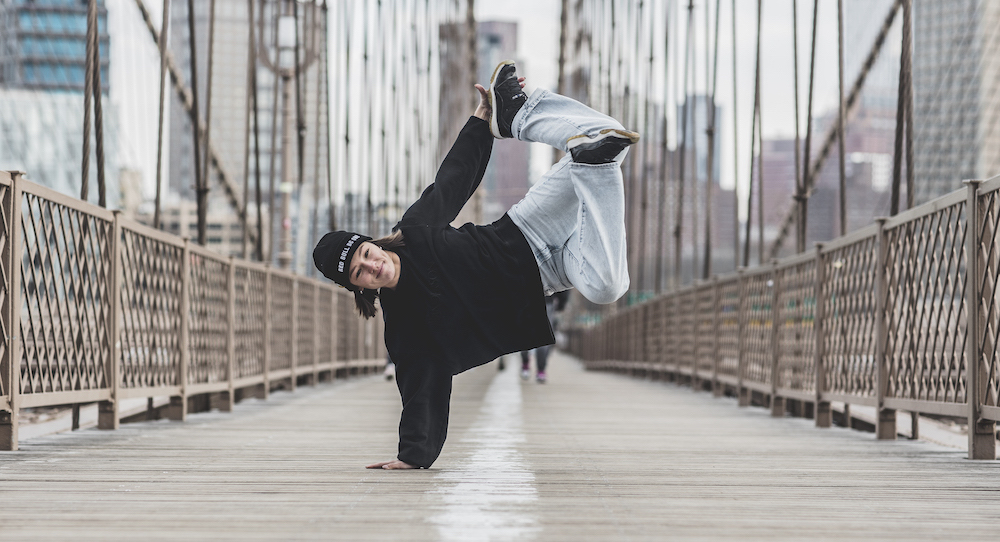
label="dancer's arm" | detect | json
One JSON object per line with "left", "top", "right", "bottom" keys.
{"left": 397, "top": 102, "right": 494, "bottom": 227}
{"left": 398, "top": 80, "right": 523, "bottom": 228}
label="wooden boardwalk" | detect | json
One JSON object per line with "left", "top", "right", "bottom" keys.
{"left": 1, "top": 352, "right": 998, "bottom": 541}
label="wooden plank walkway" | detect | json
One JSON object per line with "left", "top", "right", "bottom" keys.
{"left": 1, "top": 352, "right": 998, "bottom": 541}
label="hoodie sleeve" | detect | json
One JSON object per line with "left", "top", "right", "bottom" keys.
{"left": 397, "top": 116, "right": 493, "bottom": 228}
{"left": 393, "top": 355, "right": 453, "bottom": 468}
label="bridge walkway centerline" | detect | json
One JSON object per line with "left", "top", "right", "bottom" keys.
{"left": 1, "top": 351, "right": 998, "bottom": 541}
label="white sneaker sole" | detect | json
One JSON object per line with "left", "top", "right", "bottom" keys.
{"left": 566, "top": 128, "right": 640, "bottom": 151}
{"left": 488, "top": 60, "right": 515, "bottom": 138}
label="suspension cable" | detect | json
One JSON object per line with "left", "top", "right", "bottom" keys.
{"left": 153, "top": 0, "right": 170, "bottom": 228}
{"left": 837, "top": 0, "right": 846, "bottom": 236}
{"left": 792, "top": 0, "right": 803, "bottom": 253}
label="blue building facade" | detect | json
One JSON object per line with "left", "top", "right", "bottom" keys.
{"left": 0, "top": 0, "right": 109, "bottom": 93}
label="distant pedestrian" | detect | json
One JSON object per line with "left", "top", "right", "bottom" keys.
{"left": 520, "top": 290, "right": 569, "bottom": 383}
{"left": 314, "top": 61, "right": 637, "bottom": 470}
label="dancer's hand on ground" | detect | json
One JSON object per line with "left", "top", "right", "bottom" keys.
{"left": 473, "top": 77, "right": 526, "bottom": 121}
{"left": 366, "top": 459, "right": 417, "bottom": 470}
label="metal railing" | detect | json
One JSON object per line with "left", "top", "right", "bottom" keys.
{"left": 0, "top": 171, "right": 385, "bottom": 451}
{"left": 570, "top": 178, "right": 1000, "bottom": 460}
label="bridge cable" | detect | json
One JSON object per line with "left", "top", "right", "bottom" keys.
{"left": 743, "top": 0, "right": 762, "bottom": 268}
{"left": 242, "top": 0, "right": 260, "bottom": 259}
{"left": 837, "top": 0, "right": 847, "bottom": 236}
{"left": 185, "top": 0, "right": 206, "bottom": 245}
{"left": 674, "top": 0, "right": 694, "bottom": 286}
{"left": 265, "top": 0, "right": 281, "bottom": 261}
{"left": 201, "top": 0, "right": 217, "bottom": 230}
{"left": 655, "top": 0, "right": 675, "bottom": 293}
{"left": 702, "top": 0, "right": 721, "bottom": 279}
{"left": 153, "top": 0, "right": 170, "bottom": 228}
{"left": 791, "top": 0, "right": 803, "bottom": 254}
{"left": 798, "top": 0, "right": 819, "bottom": 256}
{"left": 730, "top": 0, "right": 739, "bottom": 269}
{"left": 689, "top": 1, "right": 700, "bottom": 283}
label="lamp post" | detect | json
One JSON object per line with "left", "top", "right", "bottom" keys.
{"left": 258, "top": 0, "right": 320, "bottom": 269}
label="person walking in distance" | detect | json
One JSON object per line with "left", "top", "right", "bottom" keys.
{"left": 313, "top": 61, "right": 638, "bottom": 469}
{"left": 520, "top": 290, "right": 569, "bottom": 383}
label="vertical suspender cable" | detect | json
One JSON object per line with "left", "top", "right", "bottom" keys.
{"left": 755, "top": 1, "right": 764, "bottom": 264}
{"left": 323, "top": 0, "right": 336, "bottom": 232}
{"left": 294, "top": 0, "right": 306, "bottom": 189}
{"left": 342, "top": 0, "right": 352, "bottom": 231}
{"left": 801, "top": 0, "right": 819, "bottom": 247}
{"left": 91, "top": 0, "right": 107, "bottom": 207}
{"left": 902, "top": 0, "right": 913, "bottom": 210}
{"left": 891, "top": 0, "right": 914, "bottom": 213}
{"left": 731, "top": 0, "right": 738, "bottom": 269}
{"left": 252, "top": 1, "right": 264, "bottom": 260}
{"left": 703, "top": 0, "right": 720, "bottom": 279}
{"left": 82, "top": 0, "right": 94, "bottom": 202}
{"left": 242, "top": 0, "right": 254, "bottom": 259}
{"left": 837, "top": 0, "right": 847, "bottom": 235}
{"left": 675, "top": 0, "right": 693, "bottom": 286}
{"left": 314, "top": 1, "right": 329, "bottom": 244}
{"left": 153, "top": 0, "right": 170, "bottom": 228}
{"left": 689, "top": 0, "right": 699, "bottom": 283}
{"left": 80, "top": 0, "right": 100, "bottom": 201}
{"left": 187, "top": 0, "right": 205, "bottom": 245}
{"left": 655, "top": 0, "right": 673, "bottom": 293}
{"left": 266, "top": 0, "right": 281, "bottom": 260}
{"left": 202, "top": 0, "right": 217, "bottom": 205}
{"left": 243, "top": 0, "right": 259, "bottom": 259}
{"left": 743, "top": 0, "right": 761, "bottom": 267}
{"left": 642, "top": 0, "right": 655, "bottom": 291}
{"left": 792, "top": 0, "right": 804, "bottom": 253}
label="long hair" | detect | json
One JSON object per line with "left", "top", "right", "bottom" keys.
{"left": 354, "top": 230, "right": 405, "bottom": 319}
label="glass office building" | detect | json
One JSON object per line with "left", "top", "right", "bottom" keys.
{"left": 0, "top": 0, "right": 118, "bottom": 207}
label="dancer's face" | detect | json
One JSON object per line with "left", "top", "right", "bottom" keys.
{"left": 349, "top": 242, "right": 397, "bottom": 290}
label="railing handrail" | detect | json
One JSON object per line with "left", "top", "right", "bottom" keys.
{"left": 572, "top": 179, "right": 999, "bottom": 460}
{"left": 0, "top": 172, "right": 385, "bottom": 451}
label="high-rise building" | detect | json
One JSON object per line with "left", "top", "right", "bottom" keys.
{"left": 0, "top": 0, "right": 118, "bottom": 207}
{"left": 477, "top": 21, "right": 530, "bottom": 224}
{"left": 0, "top": 0, "right": 109, "bottom": 91}
{"left": 912, "top": 0, "right": 1000, "bottom": 203}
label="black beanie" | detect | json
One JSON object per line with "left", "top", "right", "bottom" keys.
{"left": 313, "top": 231, "right": 373, "bottom": 291}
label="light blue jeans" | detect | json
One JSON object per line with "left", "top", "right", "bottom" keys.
{"left": 507, "top": 89, "right": 630, "bottom": 305}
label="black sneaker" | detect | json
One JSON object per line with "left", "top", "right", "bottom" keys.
{"left": 567, "top": 129, "right": 640, "bottom": 164}
{"left": 488, "top": 60, "right": 527, "bottom": 139}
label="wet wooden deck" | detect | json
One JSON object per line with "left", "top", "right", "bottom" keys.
{"left": 1, "top": 352, "right": 998, "bottom": 541}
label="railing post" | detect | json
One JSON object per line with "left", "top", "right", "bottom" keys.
{"left": 289, "top": 278, "right": 298, "bottom": 390}
{"left": 262, "top": 264, "right": 272, "bottom": 398}
{"left": 712, "top": 277, "right": 722, "bottom": 396}
{"left": 814, "top": 243, "right": 832, "bottom": 427}
{"left": 874, "top": 217, "right": 896, "bottom": 439}
{"left": 737, "top": 269, "right": 749, "bottom": 407}
{"left": 312, "top": 283, "right": 320, "bottom": 384}
{"left": 770, "top": 262, "right": 785, "bottom": 417}
{"left": 98, "top": 211, "right": 123, "bottom": 429}
{"left": 219, "top": 257, "right": 235, "bottom": 412}
{"left": 1, "top": 172, "right": 24, "bottom": 451}
{"left": 165, "top": 239, "right": 191, "bottom": 421}
{"left": 964, "top": 179, "right": 996, "bottom": 459}
{"left": 330, "top": 289, "right": 339, "bottom": 379}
